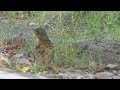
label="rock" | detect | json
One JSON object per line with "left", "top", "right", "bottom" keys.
{"left": 74, "top": 40, "right": 120, "bottom": 65}
{"left": 117, "top": 71, "right": 120, "bottom": 75}
{"left": 94, "top": 72, "right": 114, "bottom": 79}
{"left": 45, "top": 74, "right": 57, "bottom": 79}
{"left": 85, "top": 74, "right": 95, "bottom": 79}
{"left": 105, "top": 64, "right": 119, "bottom": 69}
{"left": 112, "top": 70, "right": 118, "bottom": 75}
{"left": 57, "top": 72, "right": 84, "bottom": 79}
{"left": 76, "top": 76, "right": 84, "bottom": 79}
{"left": 38, "top": 71, "right": 86, "bottom": 79}
{"left": 18, "top": 58, "right": 31, "bottom": 65}
{"left": 117, "top": 73, "right": 120, "bottom": 77}
{"left": 37, "top": 75, "right": 48, "bottom": 79}
{"left": 112, "top": 76, "right": 120, "bottom": 79}
{"left": 67, "top": 73, "right": 80, "bottom": 79}
{"left": 57, "top": 73, "right": 68, "bottom": 79}
{"left": 74, "top": 70, "right": 82, "bottom": 73}
{"left": 13, "top": 53, "right": 24, "bottom": 58}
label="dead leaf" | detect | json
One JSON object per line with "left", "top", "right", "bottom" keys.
{"left": 16, "top": 66, "right": 31, "bottom": 72}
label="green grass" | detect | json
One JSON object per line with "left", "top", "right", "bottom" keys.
{"left": 1, "top": 11, "right": 120, "bottom": 72}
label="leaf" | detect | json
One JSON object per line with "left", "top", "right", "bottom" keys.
{"left": 16, "top": 66, "right": 31, "bottom": 72}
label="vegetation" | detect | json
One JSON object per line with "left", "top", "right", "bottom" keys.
{"left": 0, "top": 11, "right": 120, "bottom": 72}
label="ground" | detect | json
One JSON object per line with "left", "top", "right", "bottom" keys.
{"left": 0, "top": 11, "right": 120, "bottom": 79}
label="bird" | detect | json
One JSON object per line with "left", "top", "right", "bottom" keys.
{"left": 32, "top": 27, "right": 54, "bottom": 66}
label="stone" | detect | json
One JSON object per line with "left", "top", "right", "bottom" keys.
{"left": 94, "top": 72, "right": 114, "bottom": 79}
{"left": 112, "top": 70, "right": 118, "bottom": 75}
{"left": 74, "top": 70, "right": 82, "bottom": 73}
{"left": 105, "top": 64, "right": 119, "bottom": 69}
{"left": 67, "top": 73, "right": 80, "bottom": 79}
{"left": 85, "top": 74, "right": 95, "bottom": 79}
{"left": 57, "top": 73, "right": 68, "bottom": 79}
{"left": 76, "top": 76, "right": 84, "bottom": 79}
{"left": 13, "top": 53, "right": 24, "bottom": 58}
{"left": 112, "top": 76, "right": 120, "bottom": 79}
{"left": 18, "top": 58, "right": 31, "bottom": 65}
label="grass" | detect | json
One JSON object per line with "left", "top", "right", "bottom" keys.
{"left": 1, "top": 11, "right": 120, "bottom": 72}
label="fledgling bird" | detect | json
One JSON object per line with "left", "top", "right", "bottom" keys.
{"left": 32, "top": 27, "right": 54, "bottom": 66}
